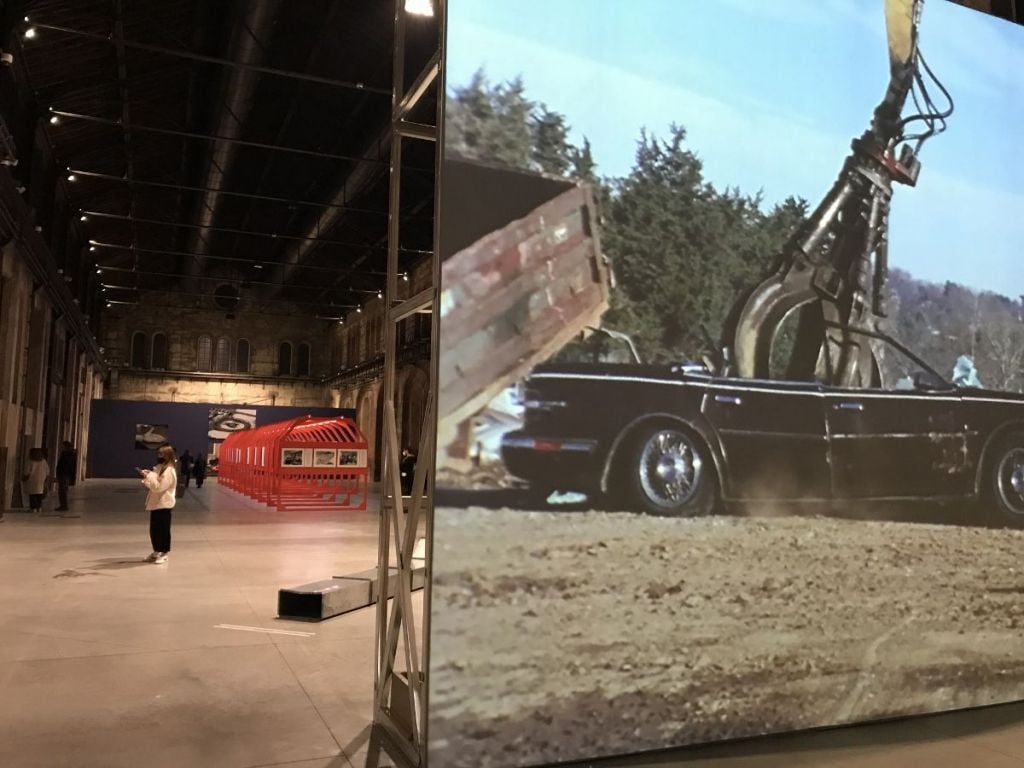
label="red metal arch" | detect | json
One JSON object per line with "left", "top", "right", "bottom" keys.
{"left": 218, "top": 416, "right": 369, "bottom": 512}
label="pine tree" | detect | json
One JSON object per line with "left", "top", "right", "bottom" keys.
{"left": 531, "top": 107, "right": 572, "bottom": 176}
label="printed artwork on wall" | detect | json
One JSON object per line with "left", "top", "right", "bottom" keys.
{"left": 313, "top": 449, "right": 337, "bottom": 467}
{"left": 281, "top": 448, "right": 308, "bottom": 467}
{"left": 134, "top": 424, "right": 169, "bottom": 451}
{"left": 338, "top": 449, "right": 364, "bottom": 467}
{"left": 431, "top": 1, "right": 1024, "bottom": 766}
{"left": 208, "top": 408, "right": 257, "bottom": 442}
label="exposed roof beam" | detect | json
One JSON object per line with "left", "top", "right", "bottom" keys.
{"left": 268, "top": 56, "right": 439, "bottom": 297}
{"left": 100, "top": 283, "right": 359, "bottom": 310}
{"left": 81, "top": 209, "right": 432, "bottom": 254}
{"left": 50, "top": 109, "right": 392, "bottom": 165}
{"left": 27, "top": 21, "right": 391, "bottom": 95}
{"left": 89, "top": 241, "right": 391, "bottom": 276}
{"left": 68, "top": 169, "right": 389, "bottom": 215}
{"left": 112, "top": 0, "right": 139, "bottom": 272}
{"left": 80, "top": 208, "right": 380, "bottom": 247}
{"left": 187, "top": 0, "right": 282, "bottom": 280}
{"left": 98, "top": 264, "right": 382, "bottom": 292}
{"left": 103, "top": 299, "right": 343, "bottom": 321}
{"left": 228, "top": 0, "right": 348, "bottom": 281}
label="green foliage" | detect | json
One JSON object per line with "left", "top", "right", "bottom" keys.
{"left": 887, "top": 269, "right": 1024, "bottom": 391}
{"left": 598, "top": 127, "right": 807, "bottom": 363}
{"left": 446, "top": 70, "right": 1024, "bottom": 389}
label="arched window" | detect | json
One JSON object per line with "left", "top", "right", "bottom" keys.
{"left": 214, "top": 337, "right": 231, "bottom": 372}
{"left": 278, "top": 341, "right": 292, "bottom": 376}
{"left": 235, "top": 339, "right": 250, "bottom": 373}
{"left": 197, "top": 335, "right": 213, "bottom": 372}
{"left": 151, "top": 333, "right": 168, "bottom": 370}
{"left": 130, "top": 332, "right": 149, "bottom": 369}
{"left": 296, "top": 342, "right": 311, "bottom": 376}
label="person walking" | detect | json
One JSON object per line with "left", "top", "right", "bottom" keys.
{"left": 140, "top": 445, "right": 177, "bottom": 564}
{"left": 193, "top": 453, "right": 207, "bottom": 488}
{"left": 55, "top": 441, "right": 77, "bottom": 512}
{"left": 23, "top": 448, "right": 50, "bottom": 514}
{"left": 179, "top": 449, "right": 195, "bottom": 488}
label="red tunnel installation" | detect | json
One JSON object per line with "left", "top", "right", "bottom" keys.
{"left": 218, "top": 416, "right": 369, "bottom": 512}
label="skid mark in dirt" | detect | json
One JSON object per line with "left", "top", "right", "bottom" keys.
{"left": 428, "top": 508, "right": 1024, "bottom": 768}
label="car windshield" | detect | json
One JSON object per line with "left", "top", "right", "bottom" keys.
{"left": 550, "top": 327, "right": 641, "bottom": 365}
{"left": 851, "top": 330, "right": 961, "bottom": 391}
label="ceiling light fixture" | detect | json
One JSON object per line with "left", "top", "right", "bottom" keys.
{"left": 49, "top": 115, "right": 60, "bottom": 125}
{"left": 405, "top": 0, "right": 434, "bottom": 16}
{"left": 23, "top": 27, "right": 37, "bottom": 40}
{"left": 80, "top": 215, "right": 88, "bottom": 222}
{"left": 377, "top": 290, "right": 383, "bottom": 299}
{"left": 356, "top": 306, "right": 362, "bottom": 313}
{"left": 89, "top": 246, "right": 97, "bottom": 252}
{"left": 402, "top": 272, "right": 409, "bottom": 282}
{"left": 67, "top": 173, "right": 76, "bottom": 182}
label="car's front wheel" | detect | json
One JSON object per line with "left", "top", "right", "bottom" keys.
{"left": 989, "top": 432, "right": 1024, "bottom": 526}
{"left": 619, "top": 425, "right": 717, "bottom": 516}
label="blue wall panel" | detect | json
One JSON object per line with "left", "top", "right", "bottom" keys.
{"left": 87, "top": 399, "right": 355, "bottom": 478}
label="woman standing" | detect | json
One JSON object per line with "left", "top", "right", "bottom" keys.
{"left": 140, "top": 445, "right": 177, "bottom": 564}
{"left": 23, "top": 448, "right": 50, "bottom": 513}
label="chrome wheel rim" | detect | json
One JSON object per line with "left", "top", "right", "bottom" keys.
{"left": 997, "top": 448, "right": 1024, "bottom": 516}
{"left": 638, "top": 430, "right": 702, "bottom": 510}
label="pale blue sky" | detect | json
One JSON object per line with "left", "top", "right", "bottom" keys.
{"left": 447, "top": 0, "right": 1024, "bottom": 297}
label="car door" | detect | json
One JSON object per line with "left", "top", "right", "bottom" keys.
{"left": 825, "top": 345, "right": 969, "bottom": 499}
{"left": 702, "top": 379, "right": 830, "bottom": 500}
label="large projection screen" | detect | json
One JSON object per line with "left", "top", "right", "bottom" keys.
{"left": 430, "top": 1, "right": 1024, "bottom": 765}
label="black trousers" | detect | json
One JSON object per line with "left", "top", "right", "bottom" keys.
{"left": 57, "top": 476, "right": 70, "bottom": 508}
{"left": 28, "top": 493, "right": 44, "bottom": 510}
{"left": 149, "top": 508, "right": 172, "bottom": 552}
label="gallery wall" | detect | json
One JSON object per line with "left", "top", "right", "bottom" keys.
{"left": 87, "top": 399, "right": 354, "bottom": 478}
{"left": 430, "top": 1, "right": 1024, "bottom": 766}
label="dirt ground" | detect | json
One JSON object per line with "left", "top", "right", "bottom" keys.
{"left": 427, "top": 507, "right": 1024, "bottom": 768}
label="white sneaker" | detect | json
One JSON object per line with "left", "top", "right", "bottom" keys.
{"left": 145, "top": 552, "right": 159, "bottom": 562}
{"left": 153, "top": 553, "right": 168, "bottom": 564}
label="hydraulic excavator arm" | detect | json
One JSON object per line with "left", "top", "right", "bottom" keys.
{"left": 723, "top": 0, "right": 953, "bottom": 387}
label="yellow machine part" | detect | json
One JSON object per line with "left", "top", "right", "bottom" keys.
{"left": 885, "top": 0, "right": 918, "bottom": 71}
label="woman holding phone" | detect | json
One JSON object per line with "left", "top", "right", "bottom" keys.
{"left": 139, "top": 445, "right": 177, "bottom": 564}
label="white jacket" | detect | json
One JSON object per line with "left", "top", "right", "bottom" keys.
{"left": 24, "top": 459, "right": 49, "bottom": 495}
{"left": 142, "top": 465, "right": 177, "bottom": 510}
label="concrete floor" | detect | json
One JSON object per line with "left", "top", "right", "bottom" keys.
{"left": 0, "top": 478, "right": 407, "bottom": 768}
{"left": 2, "top": 480, "right": 1024, "bottom": 768}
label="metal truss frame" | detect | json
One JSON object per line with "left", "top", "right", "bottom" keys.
{"left": 372, "top": 0, "right": 444, "bottom": 765}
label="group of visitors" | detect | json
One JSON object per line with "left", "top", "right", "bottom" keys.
{"left": 178, "top": 449, "right": 208, "bottom": 488}
{"left": 0, "top": 441, "right": 78, "bottom": 523}
{"left": 2, "top": 439, "right": 196, "bottom": 566}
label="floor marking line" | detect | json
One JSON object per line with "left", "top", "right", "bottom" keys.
{"left": 214, "top": 623, "right": 315, "bottom": 637}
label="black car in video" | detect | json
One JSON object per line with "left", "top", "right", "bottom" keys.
{"left": 501, "top": 333, "right": 1024, "bottom": 524}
